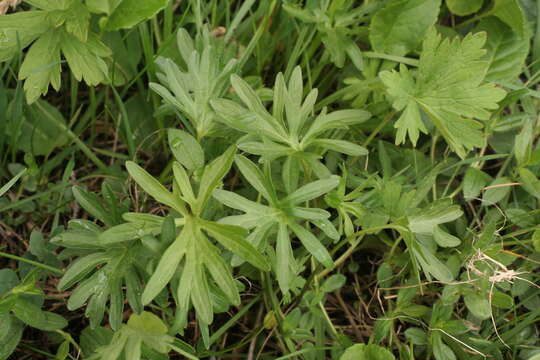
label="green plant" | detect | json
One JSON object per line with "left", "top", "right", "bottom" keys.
{"left": 1, "top": 0, "right": 540, "bottom": 359}
{"left": 102, "top": 131, "right": 269, "bottom": 337}
{"left": 0, "top": 268, "right": 67, "bottom": 359}
{"left": 211, "top": 66, "right": 370, "bottom": 180}
{"left": 0, "top": 0, "right": 168, "bottom": 103}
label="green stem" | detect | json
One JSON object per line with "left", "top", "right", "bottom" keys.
{"left": 0, "top": 251, "right": 63, "bottom": 274}
{"left": 363, "top": 111, "right": 395, "bottom": 148}
{"left": 363, "top": 51, "right": 419, "bottom": 66}
{"left": 169, "top": 345, "right": 199, "bottom": 360}
{"left": 33, "top": 102, "right": 108, "bottom": 173}
{"left": 0, "top": 182, "right": 72, "bottom": 212}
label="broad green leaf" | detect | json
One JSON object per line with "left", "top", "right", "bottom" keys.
{"left": 124, "top": 270, "right": 143, "bottom": 315}
{"left": 141, "top": 231, "right": 186, "bottom": 305}
{"left": 446, "top": 0, "right": 483, "bottom": 15}
{"left": 128, "top": 311, "right": 167, "bottom": 334}
{"left": 476, "top": 17, "right": 529, "bottom": 82}
{"left": 519, "top": 168, "right": 540, "bottom": 200}
{"left": 491, "top": 291, "right": 513, "bottom": 308}
{"left": 432, "top": 334, "right": 457, "bottom": 360}
{"left": 370, "top": 0, "right": 441, "bottom": 56}
{"left": 340, "top": 343, "right": 395, "bottom": 360}
{"left": 408, "top": 201, "right": 463, "bottom": 234}
{"left": 175, "top": 249, "right": 195, "bottom": 330}
{"left": 404, "top": 327, "right": 427, "bottom": 345}
{"left": 0, "top": 269, "right": 18, "bottom": 296}
{"left": 464, "top": 293, "right": 491, "bottom": 320}
{"left": 488, "top": 0, "right": 527, "bottom": 37}
{"left": 380, "top": 28, "right": 506, "bottom": 158}
{"left": 12, "top": 299, "right": 67, "bottom": 331}
{"left": 321, "top": 274, "right": 346, "bottom": 293}
{"left": 18, "top": 28, "right": 62, "bottom": 104}
{"left": 104, "top": 0, "right": 169, "bottom": 30}
{"left": 411, "top": 241, "right": 454, "bottom": 282}
{"left": 482, "top": 176, "right": 511, "bottom": 204}
{"left": 199, "top": 220, "right": 270, "bottom": 271}
{"left": 123, "top": 212, "right": 166, "bottom": 223}
{"left": 284, "top": 176, "right": 340, "bottom": 204}
{"left": 463, "top": 167, "right": 491, "bottom": 200}
{"left": 168, "top": 129, "right": 204, "bottom": 171}
{"left": 0, "top": 11, "right": 50, "bottom": 62}
{"left": 285, "top": 67, "right": 310, "bottom": 137}
{"left": 108, "top": 275, "right": 123, "bottom": 330}
{"left": 288, "top": 222, "right": 333, "bottom": 268}
{"left": 26, "top": 0, "right": 72, "bottom": 10}
{"left": 51, "top": 229, "right": 102, "bottom": 249}
{"left": 86, "top": 0, "right": 122, "bottom": 14}
{"left": 126, "top": 161, "right": 186, "bottom": 214}
{"left": 88, "top": 312, "right": 176, "bottom": 360}
{"left": 433, "top": 225, "right": 461, "bottom": 247}
{"left": 514, "top": 120, "right": 533, "bottom": 166}
{"left": 0, "top": 314, "right": 23, "bottom": 360}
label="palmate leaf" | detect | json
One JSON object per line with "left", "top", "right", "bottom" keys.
{"left": 5, "top": 1, "right": 113, "bottom": 103}
{"left": 87, "top": 312, "right": 198, "bottom": 360}
{"left": 53, "top": 222, "right": 147, "bottom": 330}
{"left": 18, "top": 28, "right": 62, "bottom": 104}
{"left": 282, "top": 1, "right": 371, "bottom": 70}
{"left": 0, "top": 11, "right": 50, "bottom": 61}
{"left": 211, "top": 67, "right": 370, "bottom": 179}
{"left": 150, "top": 27, "right": 237, "bottom": 139}
{"left": 123, "top": 146, "right": 268, "bottom": 328}
{"left": 380, "top": 27, "right": 506, "bottom": 158}
{"left": 214, "top": 156, "right": 338, "bottom": 294}
{"left": 0, "top": 270, "right": 67, "bottom": 360}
